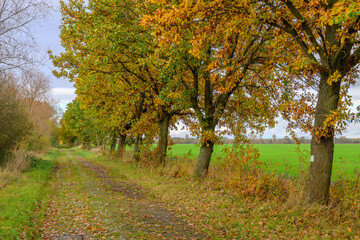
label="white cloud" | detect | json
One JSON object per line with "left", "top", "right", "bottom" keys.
{"left": 51, "top": 87, "right": 76, "bottom": 110}
{"left": 260, "top": 118, "right": 311, "bottom": 139}
{"left": 170, "top": 129, "right": 191, "bottom": 138}
{"left": 341, "top": 122, "right": 360, "bottom": 138}
{"left": 170, "top": 122, "right": 191, "bottom": 138}
{"left": 169, "top": 115, "right": 360, "bottom": 139}
{"left": 52, "top": 88, "right": 76, "bottom": 97}
{"left": 52, "top": 87, "right": 75, "bottom": 95}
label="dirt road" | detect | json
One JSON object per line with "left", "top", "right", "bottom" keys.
{"left": 39, "top": 149, "right": 205, "bottom": 239}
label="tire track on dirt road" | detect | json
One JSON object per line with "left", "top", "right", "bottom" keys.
{"left": 39, "top": 149, "right": 206, "bottom": 239}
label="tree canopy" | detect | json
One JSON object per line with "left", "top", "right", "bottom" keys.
{"left": 55, "top": 0, "right": 360, "bottom": 205}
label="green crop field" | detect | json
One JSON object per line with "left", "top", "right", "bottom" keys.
{"left": 167, "top": 144, "right": 360, "bottom": 179}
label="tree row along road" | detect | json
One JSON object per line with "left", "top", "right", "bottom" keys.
{"left": 38, "top": 149, "right": 205, "bottom": 239}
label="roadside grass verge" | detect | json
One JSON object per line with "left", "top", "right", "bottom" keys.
{"left": 79, "top": 147, "right": 360, "bottom": 239}
{"left": 0, "top": 149, "right": 58, "bottom": 239}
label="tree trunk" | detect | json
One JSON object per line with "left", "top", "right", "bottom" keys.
{"left": 95, "top": 135, "right": 100, "bottom": 148}
{"left": 102, "top": 137, "right": 106, "bottom": 151}
{"left": 193, "top": 141, "right": 214, "bottom": 178}
{"left": 133, "top": 135, "right": 141, "bottom": 162}
{"left": 308, "top": 71, "right": 341, "bottom": 205}
{"left": 117, "top": 134, "right": 126, "bottom": 159}
{"left": 110, "top": 131, "right": 117, "bottom": 154}
{"left": 157, "top": 112, "right": 170, "bottom": 166}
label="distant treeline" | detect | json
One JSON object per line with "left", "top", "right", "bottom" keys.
{"left": 171, "top": 136, "right": 360, "bottom": 144}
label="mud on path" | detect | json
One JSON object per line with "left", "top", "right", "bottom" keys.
{"left": 39, "top": 149, "right": 205, "bottom": 239}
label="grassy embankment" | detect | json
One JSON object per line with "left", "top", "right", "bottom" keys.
{"left": 0, "top": 149, "right": 58, "bottom": 239}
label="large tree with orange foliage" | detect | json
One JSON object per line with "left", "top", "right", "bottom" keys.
{"left": 143, "top": 0, "right": 278, "bottom": 177}
{"left": 164, "top": 0, "right": 360, "bottom": 204}
{"left": 252, "top": 0, "right": 360, "bottom": 205}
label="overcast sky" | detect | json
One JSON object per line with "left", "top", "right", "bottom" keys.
{"left": 34, "top": 1, "right": 360, "bottom": 139}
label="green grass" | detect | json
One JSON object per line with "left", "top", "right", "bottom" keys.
{"left": 167, "top": 144, "right": 360, "bottom": 179}
{"left": 0, "top": 149, "right": 58, "bottom": 239}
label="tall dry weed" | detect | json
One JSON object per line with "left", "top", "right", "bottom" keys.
{"left": 5, "top": 149, "right": 31, "bottom": 173}
{"left": 161, "top": 154, "right": 195, "bottom": 178}
{"left": 0, "top": 149, "right": 33, "bottom": 188}
{"left": 0, "top": 168, "right": 16, "bottom": 188}
{"left": 329, "top": 174, "right": 360, "bottom": 219}
{"left": 208, "top": 145, "right": 290, "bottom": 201}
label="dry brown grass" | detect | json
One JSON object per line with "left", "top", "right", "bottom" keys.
{"left": 156, "top": 145, "right": 360, "bottom": 215}
{"left": 0, "top": 149, "right": 32, "bottom": 188}
{"left": 94, "top": 145, "right": 360, "bottom": 221}
{"left": 75, "top": 147, "right": 360, "bottom": 238}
